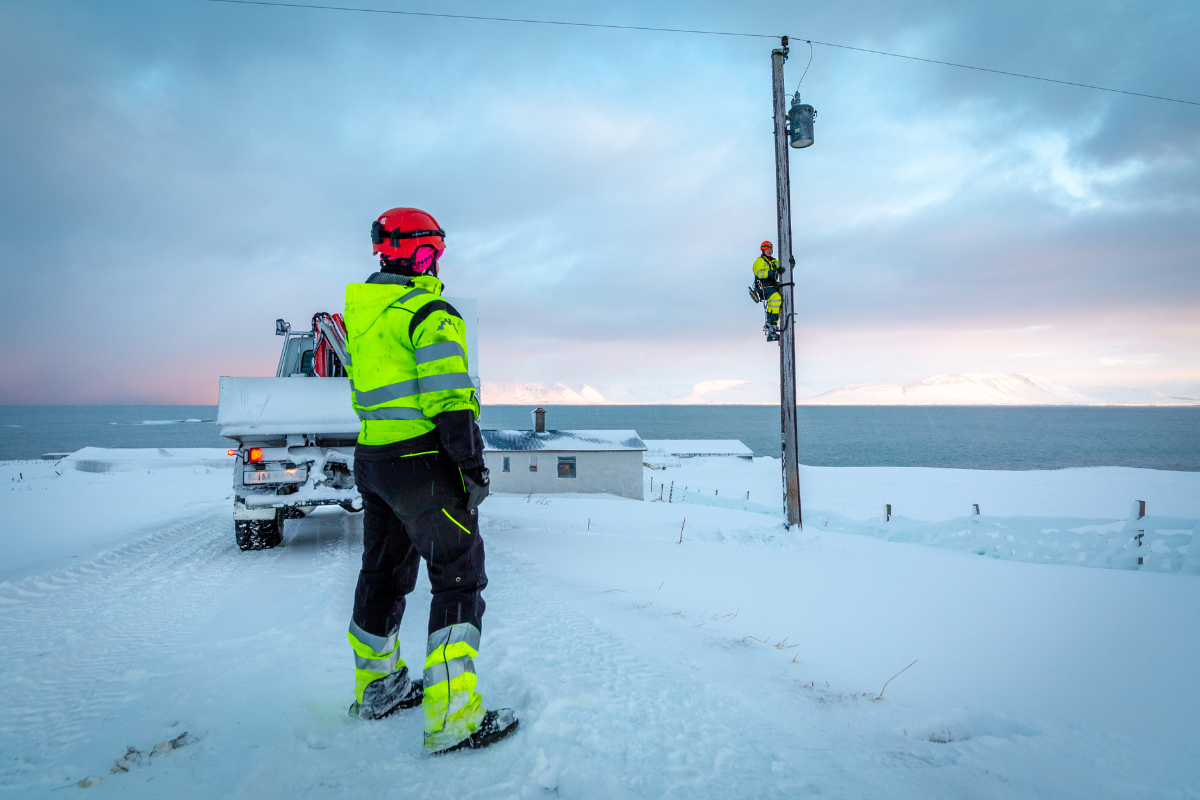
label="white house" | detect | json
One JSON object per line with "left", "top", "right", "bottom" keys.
{"left": 481, "top": 411, "right": 646, "bottom": 500}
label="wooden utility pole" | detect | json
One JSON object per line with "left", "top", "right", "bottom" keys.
{"left": 771, "top": 40, "right": 802, "bottom": 528}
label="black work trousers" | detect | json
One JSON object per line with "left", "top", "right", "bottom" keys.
{"left": 352, "top": 452, "right": 487, "bottom": 639}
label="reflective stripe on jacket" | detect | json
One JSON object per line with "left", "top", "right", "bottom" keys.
{"left": 752, "top": 255, "right": 779, "bottom": 280}
{"left": 344, "top": 274, "right": 479, "bottom": 447}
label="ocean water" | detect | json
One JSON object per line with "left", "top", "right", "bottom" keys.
{"left": 3, "top": 405, "right": 1197, "bottom": 471}
{"left": 480, "top": 405, "right": 1200, "bottom": 471}
{"left": 0, "top": 406, "right": 227, "bottom": 461}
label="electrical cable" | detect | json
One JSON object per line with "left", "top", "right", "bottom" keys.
{"left": 793, "top": 40, "right": 813, "bottom": 94}
{"left": 199, "top": 0, "right": 1199, "bottom": 107}
{"left": 803, "top": 38, "right": 1199, "bottom": 107}
{"left": 200, "top": 0, "right": 778, "bottom": 39}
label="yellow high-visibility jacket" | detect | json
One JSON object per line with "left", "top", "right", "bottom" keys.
{"left": 343, "top": 275, "right": 478, "bottom": 447}
{"left": 753, "top": 255, "right": 779, "bottom": 280}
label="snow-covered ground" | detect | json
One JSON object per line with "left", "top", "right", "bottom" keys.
{"left": 1, "top": 449, "right": 233, "bottom": 581}
{"left": 654, "top": 456, "right": 1200, "bottom": 573}
{"left": 1, "top": 450, "right": 1197, "bottom": 797}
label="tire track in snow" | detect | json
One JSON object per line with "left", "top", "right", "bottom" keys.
{"left": 4, "top": 505, "right": 915, "bottom": 797}
{"left": 0, "top": 508, "right": 302, "bottom": 784}
{"left": 480, "top": 541, "right": 818, "bottom": 799}
{"left": 298, "top": 532, "right": 826, "bottom": 799}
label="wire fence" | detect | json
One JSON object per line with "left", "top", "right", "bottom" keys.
{"left": 644, "top": 475, "right": 783, "bottom": 518}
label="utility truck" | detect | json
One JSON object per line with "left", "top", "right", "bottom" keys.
{"left": 217, "top": 301, "right": 478, "bottom": 551}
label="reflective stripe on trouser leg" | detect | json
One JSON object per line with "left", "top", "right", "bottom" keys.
{"left": 422, "top": 623, "right": 485, "bottom": 751}
{"left": 766, "top": 291, "right": 781, "bottom": 315}
{"left": 349, "top": 620, "right": 406, "bottom": 704}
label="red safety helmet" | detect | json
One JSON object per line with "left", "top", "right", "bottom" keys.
{"left": 761, "top": 240, "right": 773, "bottom": 250}
{"left": 371, "top": 207, "right": 446, "bottom": 260}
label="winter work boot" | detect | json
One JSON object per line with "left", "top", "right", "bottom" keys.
{"left": 764, "top": 322, "right": 780, "bottom": 342}
{"left": 431, "top": 709, "right": 519, "bottom": 754}
{"left": 349, "top": 667, "right": 424, "bottom": 720}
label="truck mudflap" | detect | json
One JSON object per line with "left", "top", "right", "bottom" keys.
{"left": 233, "top": 501, "right": 278, "bottom": 521}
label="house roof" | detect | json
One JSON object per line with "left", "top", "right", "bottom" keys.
{"left": 481, "top": 429, "right": 646, "bottom": 452}
{"left": 642, "top": 439, "right": 754, "bottom": 457}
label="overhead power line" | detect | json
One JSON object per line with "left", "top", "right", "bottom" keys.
{"left": 201, "top": 0, "right": 778, "bottom": 39}
{"left": 808, "top": 40, "right": 1198, "bottom": 107}
{"left": 201, "top": 0, "right": 1199, "bottom": 108}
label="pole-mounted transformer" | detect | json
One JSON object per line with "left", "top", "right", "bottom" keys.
{"left": 787, "top": 91, "right": 817, "bottom": 149}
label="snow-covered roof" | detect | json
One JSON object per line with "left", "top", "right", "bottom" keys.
{"left": 481, "top": 429, "right": 646, "bottom": 452}
{"left": 643, "top": 439, "right": 753, "bottom": 457}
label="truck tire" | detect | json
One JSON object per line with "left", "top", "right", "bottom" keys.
{"left": 235, "top": 511, "right": 284, "bottom": 551}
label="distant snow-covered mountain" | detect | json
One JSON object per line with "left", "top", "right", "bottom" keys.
{"left": 480, "top": 382, "right": 606, "bottom": 405}
{"left": 481, "top": 379, "right": 799, "bottom": 405}
{"left": 483, "top": 374, "right": 1196, "bottom": 406}
{"left": 665, "top": 380, "right": 782, "bottom": 405}
{"left": 800, "top": 373, "right": 1101, "bottom": 405}
{"left": 1073, "top": 386, "right": 1200, "bottom": 405}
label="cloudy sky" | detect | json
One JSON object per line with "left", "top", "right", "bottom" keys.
{"left": 1, "top": 0, "right": 1197, "bottom": 404}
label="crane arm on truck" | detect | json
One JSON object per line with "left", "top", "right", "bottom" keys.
{"left": 216, "top": 301, "right": 477, "bottom": 552}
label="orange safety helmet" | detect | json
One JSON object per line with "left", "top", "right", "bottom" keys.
{"left": 371, "top": 207, "right": 446, "bottom": 260}
{"left": 761, "top": 240, "right": 773, "bottom": 250}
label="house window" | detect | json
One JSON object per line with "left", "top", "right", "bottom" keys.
{"left": 502, "top": 456, "right": 510, "bottom": 472}
{"left": 557, "top": 456, "right": 576, "bottom": 479}
{"left": 529, "top": 456, "right": 537, "bottom": 472}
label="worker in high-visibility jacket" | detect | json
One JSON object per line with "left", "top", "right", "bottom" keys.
{"left": 750, "top": 240, "right": 782, "bottom": 342}
{"left": 342, "top": 207, "right": 518, "bottom": 754}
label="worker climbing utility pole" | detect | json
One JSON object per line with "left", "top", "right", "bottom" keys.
{"left": 771, "top": 38, "right": 802, "bottom": 528}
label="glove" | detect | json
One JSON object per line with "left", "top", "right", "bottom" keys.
{"left": 461, "top": 466, "right": 490, "bottom": 513}
{"left": 433, "top": 410, "right": 485, "bottom": 466}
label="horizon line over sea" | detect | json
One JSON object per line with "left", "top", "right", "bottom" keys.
{"left": 2, "top": 405, "right": 1198, "bottom": 472}
{"left": 479, "top": 373, "right": 1200, "bottom": 407}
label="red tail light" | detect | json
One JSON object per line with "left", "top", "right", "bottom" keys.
{"left": 248, "top": 448, "right": 263, "bottom": 463}
{"left": 226, "top": 449, "right": 236, "bottom": 456}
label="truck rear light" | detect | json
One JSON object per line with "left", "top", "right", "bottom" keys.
{"left": 227, "top": 449, "right": 237, "bottom": 456}
{"left": 248, "top": 448, "right": 263, "bottom": 463}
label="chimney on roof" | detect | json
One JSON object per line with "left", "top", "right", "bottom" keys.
{"left": 532, "top": 407, "right": 546, "bottom": 433}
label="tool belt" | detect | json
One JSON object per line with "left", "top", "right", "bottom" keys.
{"left": 748, "top": 277, "right": 779, "bottom": 304}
